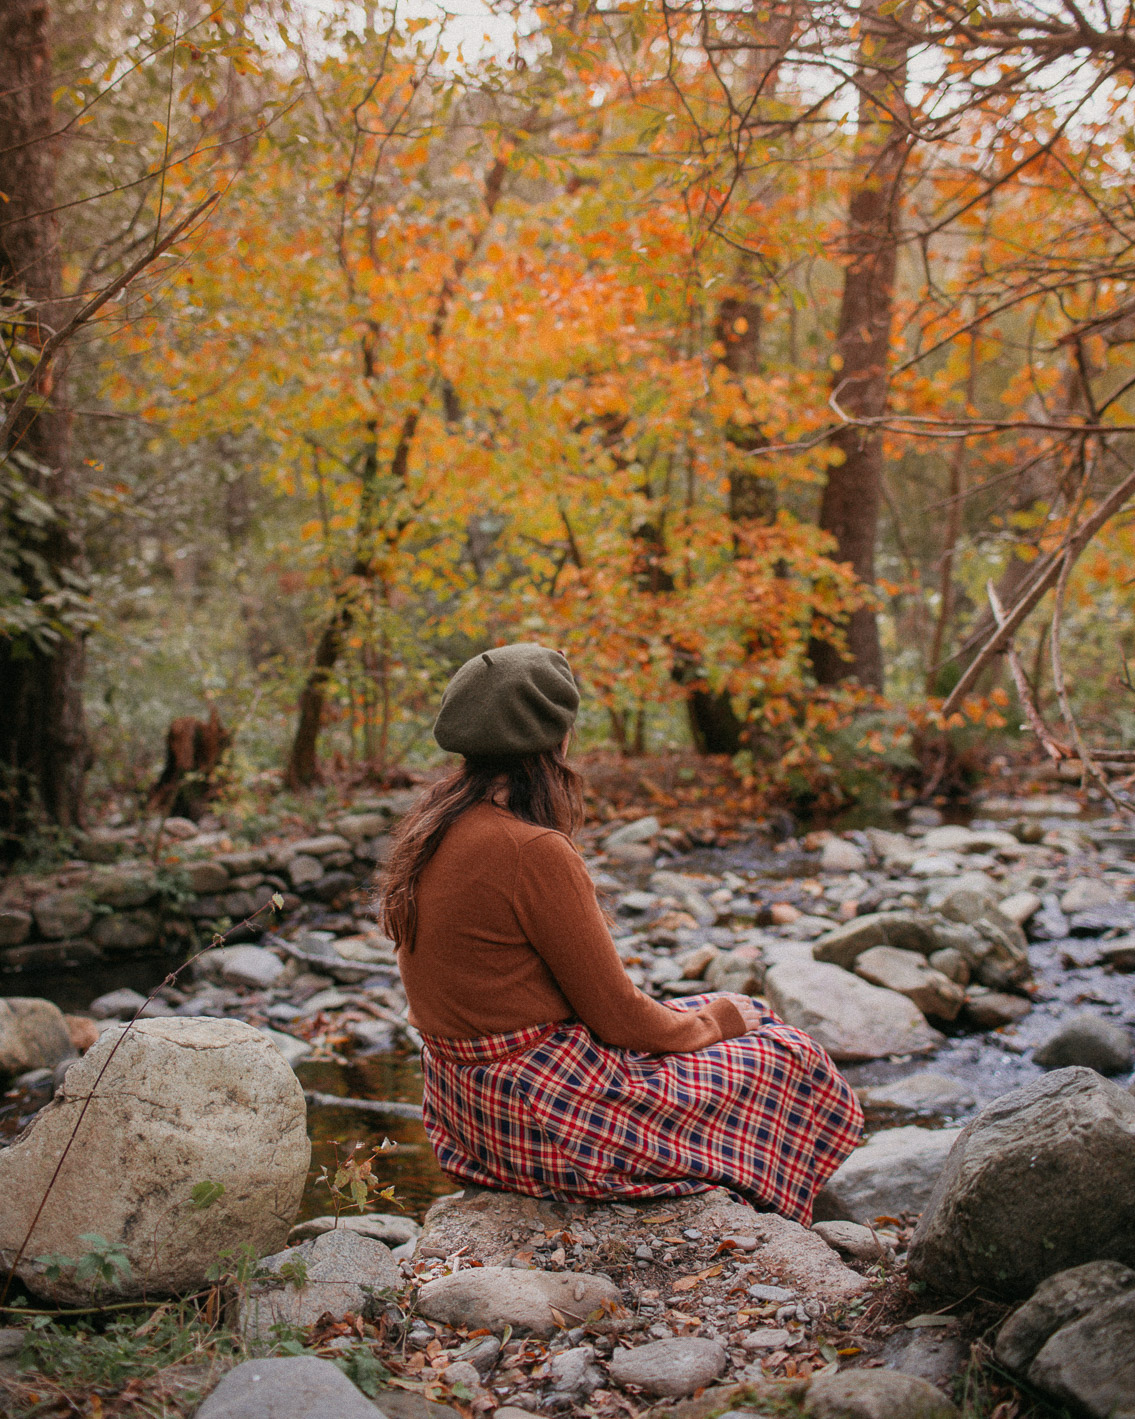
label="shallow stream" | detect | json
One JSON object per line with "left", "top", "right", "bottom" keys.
{"left": 6, "top": 804, "right": 1135, "bottom": 1224}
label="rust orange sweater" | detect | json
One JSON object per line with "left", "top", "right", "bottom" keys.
{"left": 397, "top": 802, "right": 747, "bottom": 1053}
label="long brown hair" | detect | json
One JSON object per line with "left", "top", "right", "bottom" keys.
{"left": 379, "top": 746, "right": 584, "bottom": 950}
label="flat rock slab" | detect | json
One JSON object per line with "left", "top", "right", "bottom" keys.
{"left": 417, "top": 1265, "right": 621, "bottom": 1337}
{"left": 609, "top": 1336, "right": 727, "bottom": 1398}
{"left": 415, "top": 1188, "right": 867, "bottom": 1309}
{"left": 765, "top": 961, "right": 944, "bottom": 1062}
{"left": 857, "top": 1073, "right": 974, "bottom": 1115}
{"left": 241, "top": 1228, "right": 400, "bottom": 1339}
{"left": 195, "top": 1356, "right": 385, "bottom": 1419}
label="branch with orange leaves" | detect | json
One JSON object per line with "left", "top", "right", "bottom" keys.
{"left": 0, "top": 193, "right": 219, "bottom": 450}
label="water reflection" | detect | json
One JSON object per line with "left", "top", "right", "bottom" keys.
{"left": 295, "top": 1051, "right": 453, "bottom": 1221}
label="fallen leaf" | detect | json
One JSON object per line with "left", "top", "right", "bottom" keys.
{"left": 905, "top": 1314, "right": 958, "bottom": 1328}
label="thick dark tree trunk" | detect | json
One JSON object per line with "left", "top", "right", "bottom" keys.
{"left": 680, "top": 261, "right": 771, "bottom": 755}
{"left": 0, "top": 0, "right": 89, "bottom": 851}
{"left": 808, "top": 1, "right": 909, "bottom": 693}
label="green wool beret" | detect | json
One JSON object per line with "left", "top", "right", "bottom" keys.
{"left": 433, "top": 642, "right": 580, "bottom": 758}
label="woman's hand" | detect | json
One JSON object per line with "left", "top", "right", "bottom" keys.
{"left": 724, "top": 993, "right": 765, "bottom": 1033}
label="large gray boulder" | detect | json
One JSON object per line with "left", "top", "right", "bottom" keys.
{"left": 765, "top": 961, "right": 944, "bottom": 1062}
{"left": 1029, "top": 1292, "right": 1135, "bottom": 1418}
{"left": 196, "top": 1356, "right": 387, "bottom": 1419}
{"left": 0, "top": 1017, "right": 309, "bottom": 1303}
{"left": 240, "top": 1228, "right": 401, "bottom": 1339}
{"left": 413, "top": 1186, "right": 867, "bottom": 1307}
{"left": 995, "top": 1261, "right": 1135, "bottom": 1373}
{"left": 0, "top": 997, "right": 75, "bottom": 1079}
{"left": 907, "top": 1068, "right": 1135, "bottom": 1298}
{"left": 814, "top": 1126, "right": 963, "bottom": 1225}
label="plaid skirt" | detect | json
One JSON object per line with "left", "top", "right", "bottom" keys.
{"left": 420, "top": 994, "right": 863, "bottom": 1225}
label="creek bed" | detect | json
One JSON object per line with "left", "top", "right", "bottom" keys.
{"left": 5, "top": 802, "right": 1135, "bottom": 1223}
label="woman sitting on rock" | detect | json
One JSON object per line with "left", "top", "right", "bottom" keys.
{"left": 382, "top": 644, "right": 862, "bottom": 1225}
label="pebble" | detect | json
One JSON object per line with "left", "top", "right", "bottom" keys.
{"left": 1034, "top": 1013, "right": 1135, "bottom": 1074}
{"left": 742, "top": 1327, "right": 796, "bottom": 1350}
{"left": 608, "top": 1336, "right": 727, "bottom": 1398}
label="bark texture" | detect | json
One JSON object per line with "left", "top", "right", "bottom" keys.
{"left": 809, "top": 1, "right": 909, "bottom": 692}
{"left": 0, "top": 0, "right": 89, "bottom": 850}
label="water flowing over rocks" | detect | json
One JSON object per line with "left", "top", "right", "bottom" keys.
{"left": 907, "top": 1068, "right": 1135, "bottom": 1298}
{"left": 0, "top": 1017, "right": 309, "bottom": 1303}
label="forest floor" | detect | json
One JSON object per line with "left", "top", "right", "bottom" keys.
{"left": 1, "top": 751, "right": 1130, "bottom": 1418}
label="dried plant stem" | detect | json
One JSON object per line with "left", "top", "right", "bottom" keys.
{"left": 943, "top": 455, "right": 1135, "bottom": 716}
{"left": 986, "top": 581, "right": 1070, "bottom": 763}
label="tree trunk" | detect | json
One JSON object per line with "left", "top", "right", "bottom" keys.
{"left": 681, "top": 269, "right": 768, "bottom": 755}
{"left": 0, "top": 0, "right": 89, "bottom": 852}
{"left": 808, "top": 1, "right": 909, "bottom": 692}
{"left": 284, "top": 152, "right": 509, "bottom": 788}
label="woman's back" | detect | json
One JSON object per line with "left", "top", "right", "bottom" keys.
{"left": 399, "top": 800, "right": 576, "bottom": 1038}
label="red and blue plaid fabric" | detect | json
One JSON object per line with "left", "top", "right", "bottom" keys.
{"left": 420, "top": 994, "right": 863, "bottom": 1225}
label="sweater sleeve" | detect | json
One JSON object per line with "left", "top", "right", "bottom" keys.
{"left": 512, "top": 830, "right": 748, "bottom": 1054}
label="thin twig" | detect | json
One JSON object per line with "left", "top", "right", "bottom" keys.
{"left": 986, "top": 582, "right": 1070, "bottom": 763}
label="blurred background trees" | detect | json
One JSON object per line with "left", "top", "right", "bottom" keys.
{"left": 5, "top": 0, "right": 1135, "bottom": 842}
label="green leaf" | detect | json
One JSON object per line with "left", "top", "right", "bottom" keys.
{"left": 190, "top": 1179, "right": 226, "bottom": 1210}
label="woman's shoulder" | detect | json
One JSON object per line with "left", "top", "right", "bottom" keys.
{"left": 456, "top": 802, "right": 579, "bottom": 861}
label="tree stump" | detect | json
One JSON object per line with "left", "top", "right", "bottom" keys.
{"left": 149, "top": 708, "right": 231, "bottom": 821}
